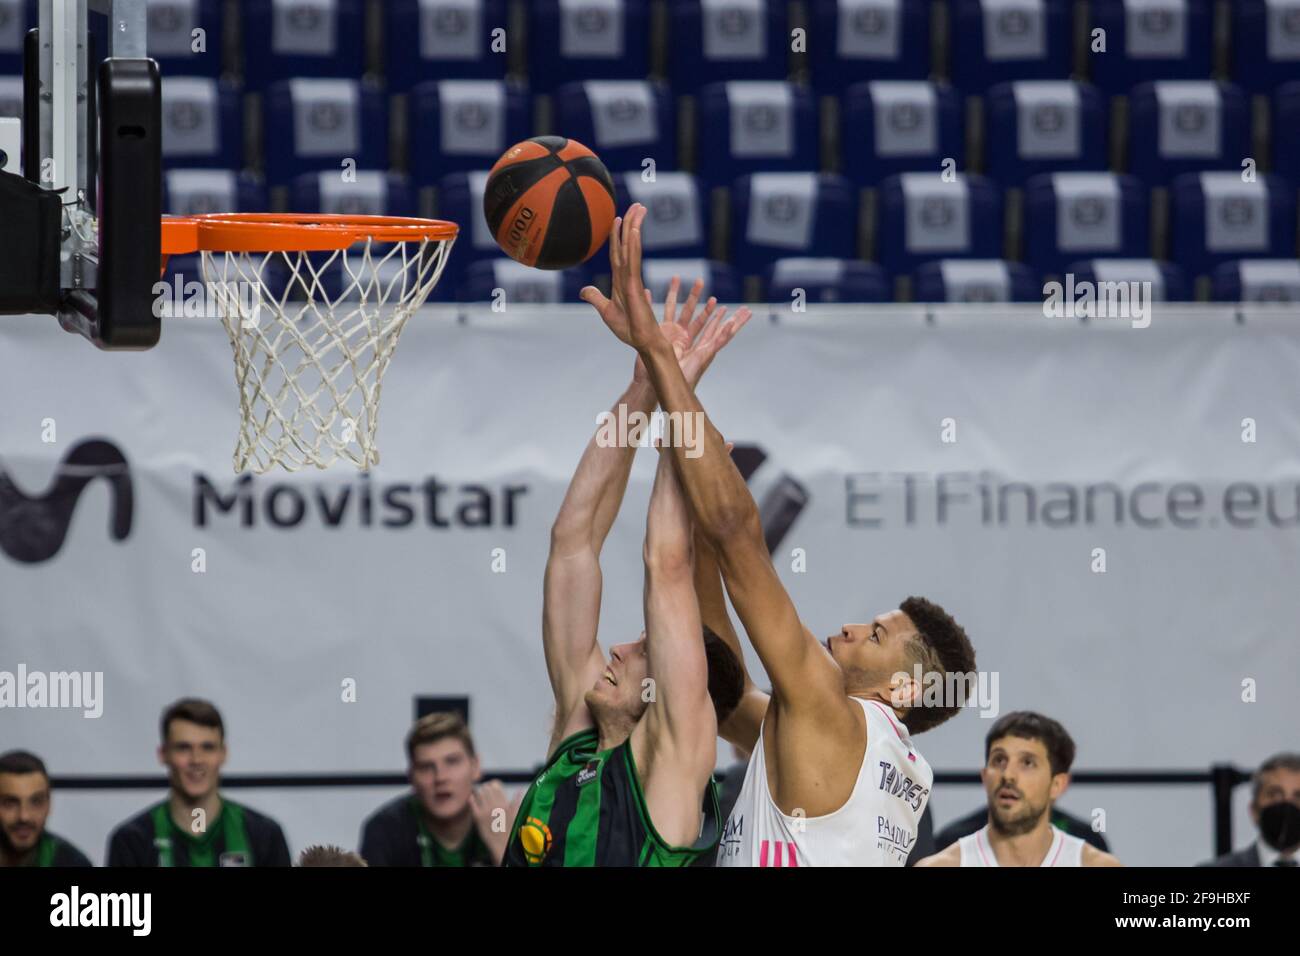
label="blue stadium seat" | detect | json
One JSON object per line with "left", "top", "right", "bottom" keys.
{"left": 527, "top": 0, "right": 651, "bottom": 94}
{"left": 554, "top": 80, "right": 676, "bottom": 173}
{"left": 696, "top": 81, "right": 818, "bottom": 186}
{"left": 614, "top": 171, "right": 710, "bottom": 258}
{"left": 1087, "top": 0, "right": 1213, "bottom": 93}
{"left": 160, "top": 77, "right": 243, "bottom": 170}
{"left": 385, "top": 0, "right": 509, "bottom": 91}
{"left": 432, "top": 170, "right": 501, "bottom": 302}
{"left": 0, "top": 1, "right": 33, "bottom": 77}
{"left": 263, "top": 79, "right": 387, "bottom": 187}
{"left": 460, "top": 259, "right": 590, "bottom": 303}
{"left": 1067, "top": 258, "right": 1190, "bottom": 301}
{"left": 147, "top": 0, "right": 225, "bottom": 78}
{"left": 1212, "top": 259, "right": 1300, "bottom": 302}
{"left": 1169, "top": 172, "right": 1297, "bottom": 277}
{"left": 913, "top": 259, "right": 1040, "bottom": 301}
{"left": 1273, "top": 82, "right": 1300, "bottom": 183}
{"left": 730, "top": 173, "right": 858, "bottom": 277}
{"left": 950, "top": 0, "right": 1073, "bottom": 93}
{"left": 641, "top": 259, "right": 740, "bottom": 302}
{"left": 764, "top": 257, "right": 891, "bottom": 302}
{"left": 163, "top": 169, "right": 267, "bottom": 215}
{"left": 985, "top": 81, "right": 1109, "bottom": 186}
{"left": 291, "top": 170, "right": 416, "bottom": 216}
{"left": 667, "top": 0, "right": 789, "bottom": 91}
{"left": 1022, "top": 172, "right": 1150, "bottom": 276}
{"left": 408, "top": 79, "right": 530, "bottom": 184}
{"left": 1127, "top": 81, "right": 1251, "bottom": 185}
{"left": 810, "top": 0, "right": 932, "bottom": 93}
{"left": 242, "top": 0, "right": 366, "bottom": 91}
{"left": 840, "top": 80, "right": 963, "bottom": 186}
{"left": 876, "top": 173, "right": 1005, "bottom": 275}
{"left": 1231, "top": 0, "right": 1300, "bottom": 93}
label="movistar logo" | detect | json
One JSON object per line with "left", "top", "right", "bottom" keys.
{"left": 732, "top": 444, "right": 808, "bottom": 553}
{"left": 0, "top": 439, "right": 133, "bottom": 564}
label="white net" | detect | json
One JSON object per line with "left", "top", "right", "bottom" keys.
{"left": 198, "top": 236, "right": 453, "bottom": 473}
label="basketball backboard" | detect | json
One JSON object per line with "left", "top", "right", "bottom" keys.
{"left": 0, "top": 0, "right": 161, "bottom": 349}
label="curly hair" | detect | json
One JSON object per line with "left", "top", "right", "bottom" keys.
{"left": 897, "top": 596, "right": 977, "bottom": 734}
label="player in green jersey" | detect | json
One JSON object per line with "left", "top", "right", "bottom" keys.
{"left": 505, "top": 250, "right": 751, "bottom": 867}
{"left": 106, "top": 698, "right": 290, "bottom": 866}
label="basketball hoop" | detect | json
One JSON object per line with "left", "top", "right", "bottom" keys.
{"left": 162, "top": 214, "right": 458, "bottom": 474}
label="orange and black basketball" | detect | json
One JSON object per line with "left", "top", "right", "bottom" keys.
{"left": 483, "top": 137, "right": 617, "bottom": 271}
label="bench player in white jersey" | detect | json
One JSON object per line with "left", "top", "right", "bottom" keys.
{"left": 916, "top": 712, "right": 1122, "bottom": 867}
{"left": 582, "top": 204, "right": 978, "bottom": 866}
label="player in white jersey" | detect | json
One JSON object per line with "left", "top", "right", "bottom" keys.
{"left": 916, "top": 711, "right": 1122, "bottom": 867}
{"left": 955, "top": 823, "right": 1088, "bottom": 867}
{"left": 583, "top": 204, "right": 978, "bottom": 867}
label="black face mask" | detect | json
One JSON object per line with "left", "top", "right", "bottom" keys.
{"left": 1259, "top": 801, "right": 1300, "bottom": 851}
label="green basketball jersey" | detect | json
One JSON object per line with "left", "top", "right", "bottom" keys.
{"left": 151, "top": 800, "right": 251, "bottom": 867}
{"left": 504, "top": 729, "right": 720, "bottom": 867}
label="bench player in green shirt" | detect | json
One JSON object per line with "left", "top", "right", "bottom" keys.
{"left": 505, "top": 250, "right": 751, "bottom": 867}
{"left": 360, "top": 712, "right": 517, "bottom": 866}
{"left": 0, "top": 751, "right": 92, "bottom": 867}
{"left": 106, "top": 698, "right": 290, "bottom": 867}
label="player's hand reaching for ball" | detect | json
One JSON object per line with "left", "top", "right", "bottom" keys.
{"left": 582, "top": 205, "right": 751, "bottom": 388}
{"left": 678, "top": 301, "right": 753, "bottom": 388}
{"left": 581, "top": 204, "right": 665, "bottom": 354}
{"left": 629, "top": 275, "right": 717, "bottom": 386}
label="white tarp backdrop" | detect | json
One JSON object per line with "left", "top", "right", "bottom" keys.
{"left": 2, "top": 307, "right": 1299, "bottom": 865}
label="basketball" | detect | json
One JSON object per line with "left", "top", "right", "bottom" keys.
{"left": 482, "top": 136, "right": 616, "bottom": 271}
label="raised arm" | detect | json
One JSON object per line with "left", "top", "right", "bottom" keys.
{"left": 542, "top": 376, "right": 656, "bottom": 756}
{"left": 631, "top": 449, "right": 718, "bottom": 845}
{"left": 583, "top": 205, "right": 846, "bottom": 720}
{"left": 692, "top": 526, "right": 769, "bottom": 752}
{"left": 544, "top": 272, "right": 713, "bottom": 757}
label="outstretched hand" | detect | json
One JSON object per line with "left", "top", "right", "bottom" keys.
{"left": 679, "top": 302, "right": 753, "bottom": 388}
{"left": 629, "top": 275, "right": 717, "bottom": 385}
{"left": 580, "top": 204, "right": 666, "bottom": 354}
{"left": 581, "top": 204, "right": 753, "bottom": 389}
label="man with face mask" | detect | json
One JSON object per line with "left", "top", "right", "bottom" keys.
{"left": 915, "top": 711, "right": 1122, "bottom": 867}
{"left": 1200, "top": 752, "right": 1300, "bottom": 867}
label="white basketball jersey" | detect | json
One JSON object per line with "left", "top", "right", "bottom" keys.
{"left": 957, "top": 824, "right": 1087, "bottom": 867}
{"left": 717, "top": 697, "right": 932, "bottom": 867}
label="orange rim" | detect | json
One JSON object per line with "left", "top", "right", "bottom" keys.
{"left": 161, "top": 214, "right": 459, "bottom": 255}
